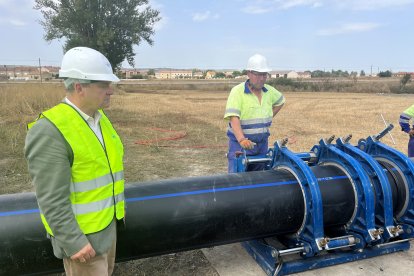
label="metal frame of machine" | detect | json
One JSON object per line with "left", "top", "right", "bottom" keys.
{"left": 237, "top": 125, "right": 414, "bottom": 276}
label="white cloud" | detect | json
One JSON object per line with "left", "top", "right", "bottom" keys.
{"left": 333, "top": 0, "right": 414, "bottom": 10}
{"left": 137, "top": 0, "right": 166, "bottom": 31}
{"left": 312, "top": 2, "right": 323, "bottom": 8}
{"left": 0, "top": 17, "right": 26, "bottom": 27}
{"left": 192, "top": 11, "right": 219, "bottom": 22}
{"left": 241, "top": 0, "right": 322, "bottom": 14}
{"left": 153, "top": 16, "right": 167, "bottom": 31}
{"left": 278, "top": 0, "right": 323, "bottom": 9}
{"left": 149, "top": 0, "right": 163, "bottom": 10}
{"left": 9, "top": 19, "right": 26, "bottom": 26}
{"left": 0, "top": 0, "right": 12, "bottom": 6}
{"left": 0, "top": 0, "right": 37, "bottom": 27}
{"left": 241, "top": 5, "right": 271, "bottom": 14}
{"left": 0, "top": 0, "right": 33, "bottom": 9}
{"left": 193, "top": 11, "right": 210, "bottom": 22}
{"left": 240, "top": 0, "right": 414, "bottom": 13}
{"left": 316, "top": 22, "right": 380, "bottom": 36}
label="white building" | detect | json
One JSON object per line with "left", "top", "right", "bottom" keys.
{"left": 155, "top": 69, "right": 193, "bottom": 79}
{"left": 270, "top": 70, "right": 299, "bottom": 79}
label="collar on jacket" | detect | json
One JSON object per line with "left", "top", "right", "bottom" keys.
{"left": 244, "top": 79, "right": 268, "bottom": 94}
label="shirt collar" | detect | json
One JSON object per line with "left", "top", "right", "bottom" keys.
{"left": 244, "top": 79, "right": 268, "bottom": 94}
{"left": 63, "top": 97, "right": 101, "bottom": 123}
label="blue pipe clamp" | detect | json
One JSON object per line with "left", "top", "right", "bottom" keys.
{"left": 270, "top": 138, "right": 326, "bottom": 256}
{"left": 311, "top": 135, "right": 380, "bottom": 246}
{"left": 358, "top": 124, "right": 414, "bottom": 238}
{"left": 335, "top": 135, "right": 398, "bottom": 241}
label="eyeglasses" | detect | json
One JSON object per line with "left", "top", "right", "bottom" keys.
{"left": 249, "top": 71, "right": 269, "bottom": 78}
{"left": 90, "top": 81, "right": 112, "bottom": 88}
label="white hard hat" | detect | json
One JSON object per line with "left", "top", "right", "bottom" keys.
{"left": 59, "top": 47, "right": 119, "bottom": 82}
{"left": 246, "top": 54, "right": 271, "bottom": 73}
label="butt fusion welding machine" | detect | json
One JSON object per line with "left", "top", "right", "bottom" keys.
{"left": 237, "top": 124, "right": 414, "bottom": 275}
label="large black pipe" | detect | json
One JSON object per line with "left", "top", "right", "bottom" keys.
{"left": 117, "top": 165, "right": 354, "bottom": 263}
{"left": 0, "top": 164, "right": 402, "bottom": 275}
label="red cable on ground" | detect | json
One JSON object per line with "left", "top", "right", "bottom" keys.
{"left": 285, "top": 135, "right": 297, "bottom": 144}
{"left": 135, "top": 127, "right": 187, "bottom": 146}
{"left": 146, "top": 144, "right": 227, "bottom": 149}
{"left": 135, "top": 127, "right": 227, "bottom": 149}
{"left": 135, "top": 128, "right": 295, "bottom": 148}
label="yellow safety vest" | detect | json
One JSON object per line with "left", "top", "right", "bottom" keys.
{"left": 28, "top": 103, "right": 125, "bottom": 235}
{"left": 224, "top": 81, "right": 285, "bottom": 141}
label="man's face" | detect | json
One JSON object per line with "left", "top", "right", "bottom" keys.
{"left": 82, "top": 81, "right": 113, "bottom": 110}
{"left": 247, "top": 71, "right": 268, "bottom": 91}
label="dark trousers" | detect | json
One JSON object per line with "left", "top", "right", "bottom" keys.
{"left": 408, "top": 136, "right": 414, "bottom": 157}
{"left": 227, "top": 138, "right": 268, "bottom": 173}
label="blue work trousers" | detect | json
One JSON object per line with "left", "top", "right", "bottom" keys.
{"left": 227, "top": 138, "right": 269, "bottom": 173}
{"left": 408, "top": 136, "right": 414, "bottom": 157}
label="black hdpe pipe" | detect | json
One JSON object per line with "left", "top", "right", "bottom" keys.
{"left": 0, "top": 164, "right": 402, "bottom": 275}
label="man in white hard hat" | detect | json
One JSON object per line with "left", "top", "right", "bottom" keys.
{"left": 25, "top": 47, "right": 125, "bottom": 275}
{"left": 224, "top": 54, "right": 285, "bottom": 172}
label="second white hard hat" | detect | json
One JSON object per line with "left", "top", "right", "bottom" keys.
{"left": 59, "top": 47, "right": 119, "bottom": 82}
{"left": 246, "top": 54, "right": 271, "bottom": 73}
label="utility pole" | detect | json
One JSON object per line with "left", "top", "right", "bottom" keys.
{"left": 3, "top": 65, "right": 7, "bottom": 82}
{"left": 371, "top": 65, "right": 372, "bottom": 76}
{"left": 39, "top": 58, "right": 42, "bottom": 83}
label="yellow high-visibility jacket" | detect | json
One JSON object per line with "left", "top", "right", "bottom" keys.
{"left": 28, "top": 103, "right": 125, "bottom": 235}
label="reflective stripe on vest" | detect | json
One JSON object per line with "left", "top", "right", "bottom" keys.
{"left": 227, "top": 126, "right": 270, "bottom": 135}
{"left": 400, "top": 114, "right": 411, "bottom": 124}
{"left": 29, "top": 103, "right": 125, "bottom": 235}
{"left": 72, "top": 193, "right": 125, "bottom": 215}
{"left": 226, "top": 116, "right": 273, "bottom": 136}
{"left": 224, "top": 82, "right": 285, "bottom": 140}
{"left": 70, "top": 171, "right": 124, "bottom": 193}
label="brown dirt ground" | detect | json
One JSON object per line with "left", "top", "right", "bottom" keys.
{"left": 113, "top": 250, "right": 219, "bottom": 276}
{"left": 3, "top": 82, "right": 414, "bottom": 275}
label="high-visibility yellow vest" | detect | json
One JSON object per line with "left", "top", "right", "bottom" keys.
{"left": 224, "top": 81, "right": 285, "bottom": 141}
{"left": 28, "top": 103, "right": 125, "bottom": 235}
{"left": 403, "top": 104, "right": 414, "bottom": 117}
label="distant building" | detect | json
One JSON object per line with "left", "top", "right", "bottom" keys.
{"left": 0, "top": 65, "right": 58, "bottom": 81}
{"left": 297, "top": 71, "right": 312, "bottom": 79}
{"left": 393, "top": 72, "right": 414, "bottom": 78}
{"left": 205, "top": 71, "right": 216, "bottom": 79}
{"left": 155, "top": 70, "right": 171, "bottom": 79}
{"left": 121, "top": 69, "right": 142, "bottom": 79}
{"left": 118, "top": 68, "right": 153, "bottom": 79}
{"left": 155, "top": 69, "right": 193, "bottom": 79}
{"left": 270, "top": 70, "right": 298, "bottom": 79}
{"left": 193, "top": 71, "right": 203, "bottom": 79}
{"left": 223, "top": 71, "right": 234, "bottom": 78}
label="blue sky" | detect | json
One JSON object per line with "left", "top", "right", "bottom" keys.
{"left": 1, "top": 0, "right": 414, "bottom": 74}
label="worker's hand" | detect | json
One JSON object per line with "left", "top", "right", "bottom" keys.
{"left": 239, "top": 138, "right": 255, "bottom": 150}
{"left": 70, "top": 243, "right": 96, "bottom": 263}
{"left": 409, "top": 129, "right": 414, "bottom": 137}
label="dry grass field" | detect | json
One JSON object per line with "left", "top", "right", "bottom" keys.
{"left": 1, "top": 81, "right": 414, "bottom": 275}
{"left": 0, "top": 81, "right": 412, "bottom": 195}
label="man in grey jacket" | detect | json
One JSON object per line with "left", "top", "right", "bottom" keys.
{"left": 25, "top": 47, "right": 125, "bottom": 276}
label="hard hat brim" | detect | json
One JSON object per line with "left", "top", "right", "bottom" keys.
{"left": 59, "top": 69, "right": 120, "bottom": 82}
{"left": 246, "top": 67, "right": 272, "bottom": 73}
